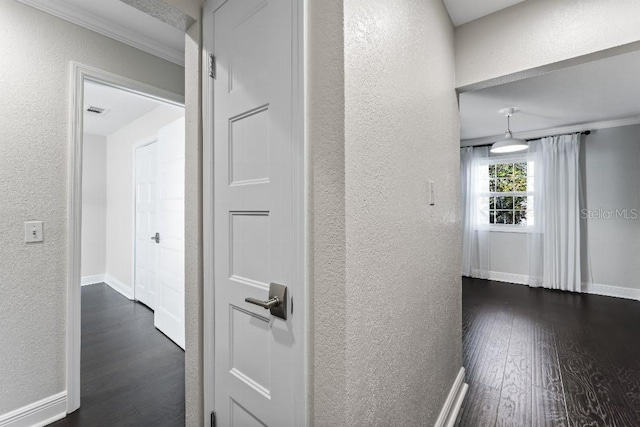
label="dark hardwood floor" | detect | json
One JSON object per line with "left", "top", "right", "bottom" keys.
{"left": 457, "top": 277, "right": 640, "bottom": 427}
{"left": 50, "top": 284, "right": 185, "bottom": 427}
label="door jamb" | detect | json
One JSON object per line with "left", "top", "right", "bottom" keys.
{"left": 67, "top": 62, "right": 184, "bottom": 412}
{"left": 201, "top": 2, "right": 215, "bottom": 425}
{"left": 201, "top": 0, "right": 308, "bottom": 425}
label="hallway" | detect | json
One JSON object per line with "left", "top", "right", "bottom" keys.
{"left": 50, "top": 284, "right": 184, "bottom": 426}
{"left": 457, "top": 277, "right": 640, "bottom": 426}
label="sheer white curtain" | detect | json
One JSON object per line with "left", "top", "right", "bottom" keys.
{"left": 528, "top": 134, "right": 582, "bottom": 291}
{"left": 461, "top": 146, "right": 490, "bottom": 279}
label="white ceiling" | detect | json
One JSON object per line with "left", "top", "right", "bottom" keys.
{"left": 443, "top": 0, "right": 526, "bottom": 26}
{"left": 17, "top": 0, "right": 185, "bottom": 65}
{"left": 460, "top": 49, "right": 640, "bottom": 143}
{"left": 84, "top": 81, "right": 165, "bottom": 136}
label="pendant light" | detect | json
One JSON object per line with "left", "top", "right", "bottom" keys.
{"left": 490, "top": 107, "right": 528, "bottom": 153}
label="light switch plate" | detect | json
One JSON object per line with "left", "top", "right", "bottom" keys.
{"left": 428, "top": 180, "right": 435, "bottom": 206}
{"left": 25, "top": 221, "right": 44, "bottom": 243}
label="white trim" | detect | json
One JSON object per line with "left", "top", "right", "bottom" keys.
{"left": 81, "top": 274, "right": 105, "bottom": 286}
{"left": 434, "top": 368, "right": 468, "bottom": 427}
{"left": 461, "top": 116, "right": 640, "bottom": 147}
{"left": 104, "top": 274, "right": 135, "bottom": 300}
{"left": 480, "top": 273, "right": 640, "bottom": 301}
{"left": 0, "top": 392, "right": 66, "bottom": 427}
{"left": 292, "top": 1, "right": 308, "bottom": 425}
{"left": 67, "top": 62, "right": 184, "bottom": 413}
{"left": 202, "top": 1, "right": 215, "bottom": 425}
{"left": 489, "top": 271, "right": 529, "bottom": 285}
{"left": 488, "top": 226, "right": 529, "bottom": 234}
{"left": 583, "top": 282, "right": 640, "bottom": 301}
{"left": 15, "top": 0, "right": 185, "bottom": 66}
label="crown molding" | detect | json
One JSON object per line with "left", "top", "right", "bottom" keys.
{"left": 16, "top": 0, "right": 185, "bottom": 66}
{"left": 461, "top": 116, "right": 640, "bottom": 147}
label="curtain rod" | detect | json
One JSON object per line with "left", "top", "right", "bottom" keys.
{"left": 463, "top": 130, "right": 591, "bottom": 149}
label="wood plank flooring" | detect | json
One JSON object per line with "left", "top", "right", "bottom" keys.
{"left": 49, "top": 284, "right": 185, "bottom": 427}
{"left": 457, "top": 277, "right": 640, "bottom": 427}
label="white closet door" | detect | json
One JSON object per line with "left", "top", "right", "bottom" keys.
{"left": 154, "top": 117, "right": 186, "bottom": 349}
{"left": 134, "top": 141, "right": 159, "bottom": 309}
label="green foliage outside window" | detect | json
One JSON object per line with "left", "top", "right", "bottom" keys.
{"left": 488, "top": 162, "right": 530, "bottom": 225}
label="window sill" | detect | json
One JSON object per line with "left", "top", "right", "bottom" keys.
{"left": 488, "top": 226, "right": 529, "bottom": 233}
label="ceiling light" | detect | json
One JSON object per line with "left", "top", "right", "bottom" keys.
{"left": 491, "top": 107, "right": 528, "bottom": 153}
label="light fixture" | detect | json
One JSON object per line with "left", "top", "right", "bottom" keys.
{"left": 490, "top": 107, "right": 528, "bottom": 153}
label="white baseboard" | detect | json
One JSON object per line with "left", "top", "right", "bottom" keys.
{"left": 81, "top": 274, "right": 105, "bottom": 286}
{"left": 104, "top": 274, "right": 134, "bottom": 300}
{"left": 434, "top": 367, "right": 468, "bottom": 427}
{"left": 478, "top": 271, "right": 640, "bottom": 302}
{"left": 583, "top": 282, "right": 640, "bottom": 301}
{"left": 0, "top": 391, "right": 66, "bottom": 427}
{"left": 489, "top": 271, "right": 529, "bottom": 285}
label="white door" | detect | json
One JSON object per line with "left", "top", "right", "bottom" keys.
{"left": 134, "top": 142, "right": 159, "bottom": 309}
{"left": 154, "top": 117, "right": 186, "bottom": 349}
{"left": 212, "top": 0, "right": 302, "bottom": 425}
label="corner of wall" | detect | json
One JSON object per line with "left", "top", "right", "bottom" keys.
{"left": 184, "top": 13, "right": 204, "bottom": 427}
{"left": 306, "top": 0, "right": 348, "bottom": 424}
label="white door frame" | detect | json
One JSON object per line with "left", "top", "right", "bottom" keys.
{"left": 67, "top": 62, "right": 184, "bottom": 412}
{"left": 202, "top": 0, "right": 307, "bottom": 425}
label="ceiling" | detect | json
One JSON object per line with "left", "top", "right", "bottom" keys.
{"left": 443, "top": 0, "right": 526, "bottom": 26}
{"left": 460, "top": 49, "right": 640, "bottom": 144}
{"left": 84, "top": 81, "right": 166, "bottom": 136}
{"left": 17, "top": 0, "right": 184, "bottom": 65}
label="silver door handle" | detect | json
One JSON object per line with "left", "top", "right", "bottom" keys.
{"left": 245, "top": 296, "right": 281, "bottom": 309}
{"left": 151, "top": 232, "right": 160, "bottom": 243}
{"left": 244, "top": 282, "right": 288, "bottom": 320}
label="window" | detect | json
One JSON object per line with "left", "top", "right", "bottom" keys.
{"left": 484, "top": 160, "right": 534, "bottom": 227}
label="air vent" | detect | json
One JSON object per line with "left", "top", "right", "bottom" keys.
{"left": 85, "top": 106, "right": 107, "bottom": 116}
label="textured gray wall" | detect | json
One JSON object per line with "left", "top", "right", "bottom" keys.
{"left": 307, "top": 0, "right": 348, "bottom": 423}
{"left": 455, "top": 0, "right": 640, "bottom": 88}
{"left": 308, "top": 0, "right": 463, "bottom": 425}
{"left": 0, "top": 0, "right": 184, "bottom": 416}
{"left": 184, "top": 17, "right": 204, "bottom": 427}
{"left": 343, "top": 0, "right": 461, "bottom": 424}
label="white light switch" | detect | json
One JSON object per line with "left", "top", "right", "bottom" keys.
{"left": 428, "top": 180, "right": 435, "bottom": 206}
{"left": 24, "top": 221, "right": 44, "bottom": 243}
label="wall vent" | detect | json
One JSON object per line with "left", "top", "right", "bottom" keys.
{"left": 85, "top": 106, "right": 107, "bottom": 116}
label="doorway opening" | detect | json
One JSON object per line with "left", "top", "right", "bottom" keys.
{"left": 457, "top": 48, "right": 640, "bottom": 424}
{"left": 66, "top": 63, "right": 185, "bottom": 420}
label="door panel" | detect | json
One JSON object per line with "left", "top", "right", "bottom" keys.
{"left": 213, "top": 0, "right": 298, "bottom": 425}
{"left": 154, "top": 117, "right": 186, "bottom": 349}
{"left": 134, "top": 142, "right": 158, "bottom": 309}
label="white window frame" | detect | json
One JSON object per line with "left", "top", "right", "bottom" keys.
{"left": 479, "top": 154, "right": 535, "bottom": 233}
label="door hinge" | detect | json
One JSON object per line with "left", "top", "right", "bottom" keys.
{"left": 211, "top": 411, "right": 216, "bottom": 427}
{"left": 209, "top": 54, "right": 216, "bottom": 79}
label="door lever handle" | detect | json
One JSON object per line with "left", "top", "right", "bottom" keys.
{"left": 245, "top": 296, "right": 281, "bottom": 309}
{"left": 244, "top": 282, "right": 288, "bottom": 320}
{"left": 151, "top": 232, "right": 160, "bottom": 243}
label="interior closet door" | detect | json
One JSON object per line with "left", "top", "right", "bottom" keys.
{"left": 134, "top": 141, "right": 159, "bottom": 309}
{"left": 154, "top": 117, "right": 186, "bottom": 349}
